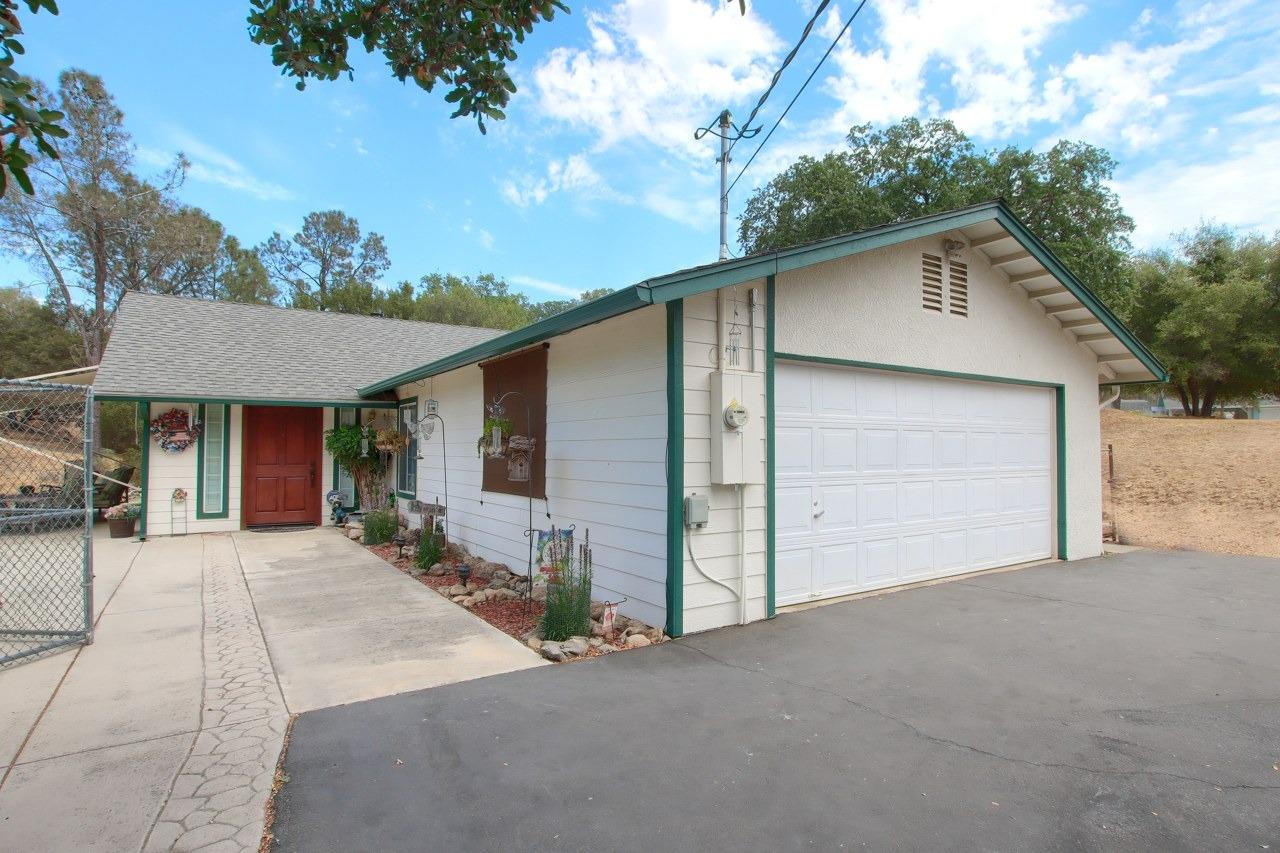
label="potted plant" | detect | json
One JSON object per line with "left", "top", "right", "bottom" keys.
{"left": 103, "top": 501, "right": 140, "bottom": 538}
{"left": 476, "top": 415, "right": 513, "bottom": 458}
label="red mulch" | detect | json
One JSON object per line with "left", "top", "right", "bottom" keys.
{"left": 364, "top": 543, "right": 543, "bottom": 640}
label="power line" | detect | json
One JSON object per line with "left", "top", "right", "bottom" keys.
{"left": 726, "top": 0, "right": 869, "bottom": 197}
{"left": 729, "top": 0, "right": 832, "bottom": 154}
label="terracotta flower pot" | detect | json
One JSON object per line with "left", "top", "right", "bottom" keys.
{"left": 107, "top": 517, "right": 136, "bottom": 539}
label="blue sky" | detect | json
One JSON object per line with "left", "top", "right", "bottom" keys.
{"left": 11, "top": 0, "right": 1279, "bottom": 305}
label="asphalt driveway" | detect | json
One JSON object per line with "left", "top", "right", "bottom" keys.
{"left": 272, "top": 550, "right": 1280, "bottom": 852}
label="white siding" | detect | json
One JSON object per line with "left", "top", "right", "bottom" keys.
{"left": 681, "top": 282, "right": 769, "bottom": 634}
{"left": 400, "top": 306, "right": 669, "bottom": 629}
{"left": 144, "top": 404, "right": 341, "bottom": 536}
{"left": 775, "top": 234, "right": 1102, "bottom": 562}
{"left": 144, "top": 404, "right": 243, "bottom": 536}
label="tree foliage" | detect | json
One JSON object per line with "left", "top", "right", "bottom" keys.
{"left": 0, "top": 70, "right": 230, "bottom": 365}
{"left": 1125, "top": 225, "right": 1280, "bottom": 416}
{"left": 246, "top": 0, "right": 568, "bottom": 133}
{"left": 739, "top": 118, "right": 1135, "bottom": 307}
{"left": 260, "top": 209, "right": 389, "bottom": 311}
{"left": 0, "top": 0, "right": 66, "bottom": 195}
{"left": 0, "top": 285, "right": 78, "bottom": 376}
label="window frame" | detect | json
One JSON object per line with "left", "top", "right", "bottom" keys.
{"left": 195, "top": 403, "right": 231, "bottom": 519}
{"left": 395, "top": 397, "right": 418, "bottom": 500}
{"left": 331, "top": 407, "right": 361, "bottom": 510}
{"left": 480, "top": 345, "right": 548, "bottom": 500}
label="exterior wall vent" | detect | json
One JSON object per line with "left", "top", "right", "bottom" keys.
{"left": 921, "top": 253, "right": 944, "bottom": 313}
{"left": 949, "top": 260, "right": 969, "bottom": 317}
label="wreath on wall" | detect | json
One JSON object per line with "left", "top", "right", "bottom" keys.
{"left": 150, "top": 408, "right": 202, "bottom": 454}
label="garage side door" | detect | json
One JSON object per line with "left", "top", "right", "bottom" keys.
{"left": 774, "top": 362, "right": 1055, "bottom": 606}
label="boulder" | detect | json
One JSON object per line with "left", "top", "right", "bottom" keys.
{"left": 347, "top": 528, "right": 363, "bottom": 541}
{"left": 427, "top": 563, "right": 447, "bottom": 576}
{"left": 492, "top": 569, "right": 512, "bottom": 583}
{"left": 531, "top": 584, "right": 548, "bottom": 603}
{"left": 642, "top": 626, "right": 664, "bottom": 644}
{"left": 589, "top": 620, "right": 605, "bottom": 638}
{"left": 588, "top": 637, "right": 603, "bottom": 648}
{"left": 562, "top": 636, "right": 589, "bottom": 656}
{"left": 451, "top": 595, "right": 470, "bottom": 604}
{"left": 465, "top": 580, "right": 485, "bottom": 592}
{"left": 447, "top": 584, "right": 468, "bottom": 597}
{"left": 598, "top": 643, "right": 619, "bottom": 653}
{"left": 625, "top": 634, "right": 651, "bottom": 648}
{"left": 540, "top": 642, "right": 567, "bottom": 662}
{"left": 493, "top": 587, "right": 520, "bottom": 601}
{"left": 526, "top": 637, "right": 543, "bottom": 651}
{"left": 590, "top": 601, "right": 605, "bottom": 620}
{"left": 612, "top": 615, "right": 632, "bottom": 633}
{"left": 521, "top": 627, "right": 544, "bottom": 643}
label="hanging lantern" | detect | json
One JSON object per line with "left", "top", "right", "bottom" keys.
{"left": 507, "top": 435, "right": 534, "bottom": 482}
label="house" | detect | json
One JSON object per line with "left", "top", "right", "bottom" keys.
{"left": 94, "top": 201, "right": 1165, "bottom": 637}
{"left": 1251, "top": 397, "right": 1280, "bottom": 420}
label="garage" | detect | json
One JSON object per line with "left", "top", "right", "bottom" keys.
{"left": 773, "top": 360, "right": 1059, "bottom": 606}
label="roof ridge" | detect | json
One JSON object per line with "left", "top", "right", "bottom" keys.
{"left": 121, "top": 290, "right": 503, "bottom": 335}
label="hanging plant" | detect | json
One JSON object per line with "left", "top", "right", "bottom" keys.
{"left": 150, "top": 408, "right": 202, "bottom": 454}
{"left": 373, "top": 427, "right": 407, "bottom": 453}
{"left": 476, "top": 415, "right": 513, "bottom": 458}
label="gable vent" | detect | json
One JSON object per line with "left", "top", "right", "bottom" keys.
{"left": 949, "top": 260, "right": 969, "bottom": 317}
{"left": 921, "top": 253, "right": 944, "bottom": 312}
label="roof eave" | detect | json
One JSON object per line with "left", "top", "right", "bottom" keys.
{"left": 358, "top": 285, "right": 653, "bottom": 396}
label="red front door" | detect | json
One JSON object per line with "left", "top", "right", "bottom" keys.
{"left": 243, "top": 406, "right": 321, "bottom": 527}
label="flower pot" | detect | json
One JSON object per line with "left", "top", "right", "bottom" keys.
{"left": 107, "top": 517, "right": 136, "bottom": 539}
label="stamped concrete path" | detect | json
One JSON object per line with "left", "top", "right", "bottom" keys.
{"left": 0, "top": 526, "right": 540, "bottom": 852}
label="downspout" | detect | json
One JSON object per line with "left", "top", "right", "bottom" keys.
{"left": 1099, "top": 385, "right": 1120, "bottom": 410}
{"left": 738, "top": 483, "right": 747, "bottom": 625}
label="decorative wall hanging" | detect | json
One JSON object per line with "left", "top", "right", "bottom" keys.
{"left": 506, "top": 435, "right": 535, "bottom": 482}
{"left": 150, "top": 408, "right": 201, "bottom": 454}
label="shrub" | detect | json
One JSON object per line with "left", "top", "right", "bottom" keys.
{"left": 415, "top": 531, "right": 444, "bottom": 571}
{"left": 540, "top": 554, "right": 593, "bottom": 642}
{"left": 362, "top": 508, "right": 398, "bottom": 545}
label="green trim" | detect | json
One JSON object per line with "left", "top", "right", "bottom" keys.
{"left": 137, "top": 401, "right": 149, "bottom": 540}
{"left": 1055, "top": 386, "right": 1068, "bottom": 559}
{"left": 774, "top": 353, "right": 1070, "bottom": 564}
{"left": 395, "top": 397, "right": 418, "bottom": 500}
{"left": 359, "top": 288, "right": 652, "bottom": 396}
{"left": 330, "top": 407, "right": 361, "bottom": 510}
{"left": 194, "top": 403, "right": 231, "bottom": 519}
{"left": 776, "top": 353, "right": 1064, "bottom": 389}
{"left": 765, "top": 275, "right": 777, "bottom": 619}
{"left": 665, "top": 300, "right": 684, "bottom": 639}
{"left": 95, "top": 394, "right": 397, "bottom": 409}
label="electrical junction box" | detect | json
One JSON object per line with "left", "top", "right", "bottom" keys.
{"left": 709, "top": 370, "right": 765, "bottom": 485}
{"left": 684, "top": 493, "right": 709, "bottom": 528}
{"left": 425, "top": 399, "right": 439, "bottom": 416}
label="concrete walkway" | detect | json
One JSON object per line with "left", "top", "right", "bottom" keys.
{"left": 0, "top": 526, "right": 540, "bottom": 852}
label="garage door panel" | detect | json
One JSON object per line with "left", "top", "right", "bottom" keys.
{"left": 817, "top": 544, "right": 859, "bottom": 594}
{"left": 776, "top": 361, "right": 1055, "bottom": 604}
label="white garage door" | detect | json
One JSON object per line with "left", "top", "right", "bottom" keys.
{"left": 774, "top": 361, "right": 1056, "bottom": 606}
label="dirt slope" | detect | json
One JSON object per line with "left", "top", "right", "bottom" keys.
{"left": 1101, "top": 408, "right": 1280, "bottom": 557}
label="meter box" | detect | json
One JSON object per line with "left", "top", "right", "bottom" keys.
{"left": 709, "top": 370, "right": 764, "bottom": 485}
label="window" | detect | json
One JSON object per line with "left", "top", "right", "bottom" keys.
{"left": 481, "top": 345, "right": 547, "bottom": 499}
{"left": 396, "top": 398, "right": 417, "bottom": 499}
{"left": 196, "top": 404, "right": 230, "bottom": 519}
{"left": 332, "top": 407, "right": 360, "bottom": 509}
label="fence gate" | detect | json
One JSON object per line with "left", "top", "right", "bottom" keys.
{"left": 0, "top": 379, "right": 94, "bottom": 666}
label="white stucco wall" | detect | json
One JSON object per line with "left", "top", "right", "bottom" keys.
{"left": 774, "top": 233, "right": 1103, "bottom": 562}
{"left": 397, "top": 306, "right": 669, "bottom": 629}
{"left": 681, "top": 282, "right": 769, "bottom": 634}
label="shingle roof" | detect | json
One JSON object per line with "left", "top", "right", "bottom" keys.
{"left": 94, "top": 292, "right": 502, "bottom": 405}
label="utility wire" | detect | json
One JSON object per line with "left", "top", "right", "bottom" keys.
{"left": 726, "top": 0, "right": 869, "bottom": 197}
{"left": 729, "top": 0, "right": 832, "bottom": 153}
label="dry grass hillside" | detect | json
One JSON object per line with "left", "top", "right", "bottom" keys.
{"left": 1101, "top": 408, "right": 1280, "bottom": 557}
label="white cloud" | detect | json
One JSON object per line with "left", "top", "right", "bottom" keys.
{"left": 461, "top": 220, "right": 496, "bottom": 251}
{"left": 353, "top": 137, "right": 369, "bottom": 156}
{"left": 501, "top": 153, "right": 629, "bottom": 208}
{"left": 1114, "top": 129, "right": 1280, "bottom": 246}
{"left": 141, "top": 131, "right": 294, "bottom": 202}
{"left": 531, "top": 0, "right": 782, "bottom": 161}
{"left": 509, "top": 275, "right": 583, "bottom": 297}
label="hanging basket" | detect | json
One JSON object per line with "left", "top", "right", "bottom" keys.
{"left": 150, "top": 408, "right": 201, "bottom": 454}
{"left": 373, "top": 428, "right": 407, "bottom": 453}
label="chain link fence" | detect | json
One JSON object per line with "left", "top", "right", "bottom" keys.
{"left": 0, "top": 379, "right": 94, "bottom": 666}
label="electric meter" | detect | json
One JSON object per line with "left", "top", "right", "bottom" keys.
{"left": 723, "top": 400, "right": 749, "bottom": 430}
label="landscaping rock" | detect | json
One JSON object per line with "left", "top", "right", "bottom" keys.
{"left": 589, "top": 620, "right": 605, "bottom": 637}
{"left": 493, "top": 569, "right": 512, "bottom": 583}
{"left": 493, "top": 587, "right": 520, "bottom": 601}
{"left": 427, "top": 563, "right": 447, "bottom": 576}
{"left": 347, "top": 528, "right": 363, "bottom": 541}
{"left": 531, "top": 584, "right": 547, "bottom": 603}
{"left": 612, "top": 615, "right": 632, "bottom": 633}
{"left": 588, "top": 637, "right": 603, "bottom": 648}
{"left": 562, "top": 637, "right": 589, "bottom": 656}
{"left": 465, "top": 580, "right": 485, "bottom": 592}
{"left": 540, "top": 642, "right": 566, "bottom": 662}
{"left": 472, "top": 588, "right": 490, "bottom": 603}
{"left": 451, "top": 595, "right": 470, "bottom": 604}
{"left": 625, "top": 634, "right": 651, "bottom": 648}
{"left": 408, "top": 565, "right": 427, "bottom": 577}
{"left": 526, "top": 638, "right": 542, "bottom": 651}
{"left": 642, "top": 626, "right": 664, "bottom": 643}
{"left": 447, "top": 584, "right": 468, "bottom": 597}
{"left": 590, "top": 601, "right": 605, "bottom": 620}
{"left": 598, "top": 643, "right": 619, "bottom": 653}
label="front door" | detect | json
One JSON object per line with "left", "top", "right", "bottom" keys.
{"left": 243, "top": 406, "right": 322, "bottom": 527}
